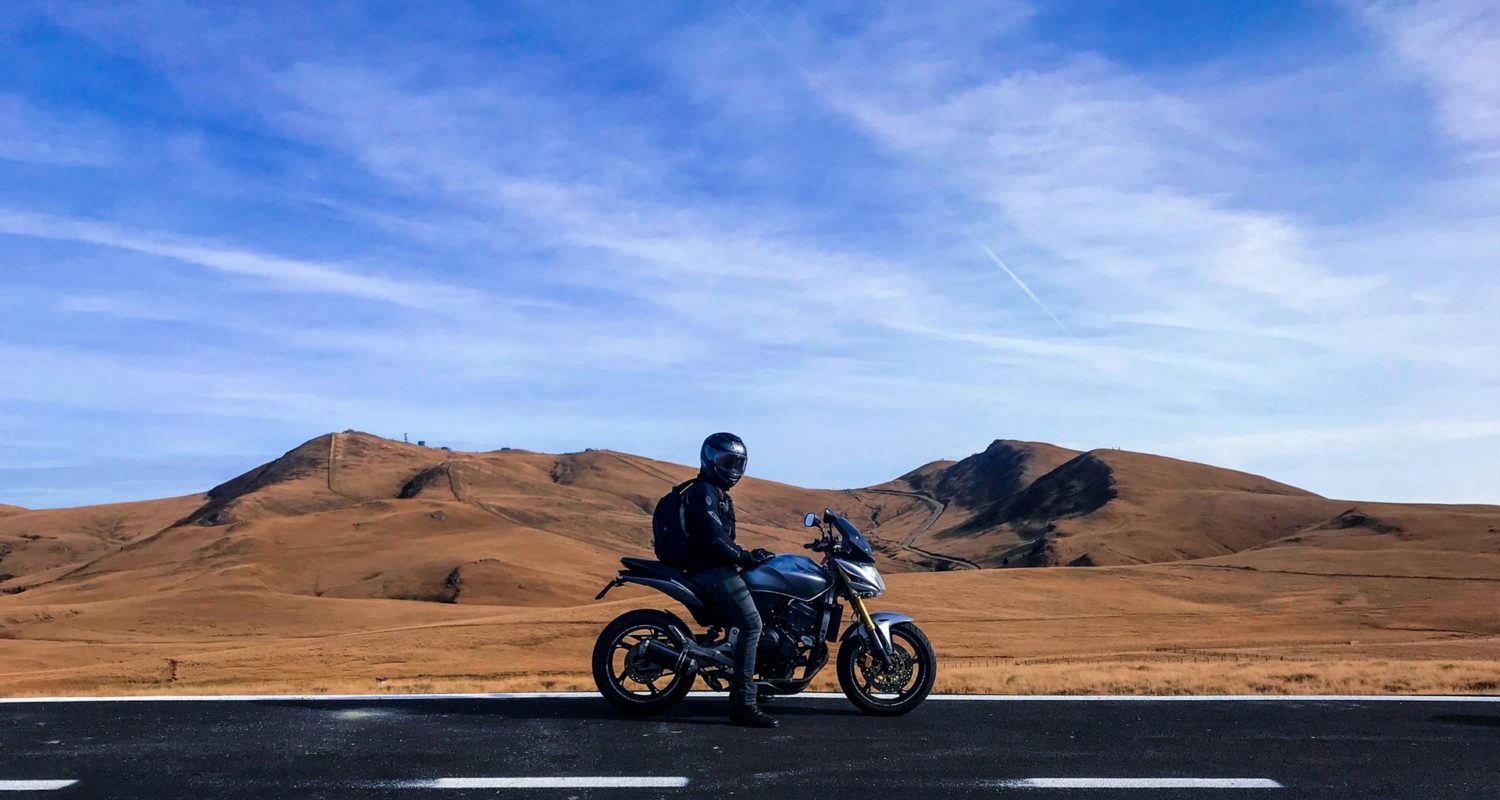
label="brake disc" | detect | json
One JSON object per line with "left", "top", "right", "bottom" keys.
{"left": 859, "top": 646, "right": 914, "bottom": 693}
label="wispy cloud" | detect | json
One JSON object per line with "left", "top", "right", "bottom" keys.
{"left": 1165, "top": 417, "right": 1500, "bottom": 459}
{"left": 0, "top": 209, "right": 482, "bottom": 313}
{"left": 1351, "top": 0, "right": 1500, "bottom": 159}
{"left": 1, "top": 1, "right": 1497, "bottom": 505}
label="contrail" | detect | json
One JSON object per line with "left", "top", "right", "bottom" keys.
{"left": 734, "top": 4, "right": 808, "bottom": 78}
{"left": 734, "top": 2, "right": 1076, "bottom": 340}
{"left": 963, "top": 229, "right": 1075, "bottom": 338}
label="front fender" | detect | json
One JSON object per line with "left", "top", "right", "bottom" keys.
{"left": 841, "top": 611, "right": 913, "bottom": 654}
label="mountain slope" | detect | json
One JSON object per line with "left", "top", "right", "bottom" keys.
{"left": 3, "top": 432, "right": 1497, "bottom": 698}
{"left": 1, "top": 433, "right": 923, "bottom": 611}
{"left": 0, "top": 495, "right": 205, "bottom": 594}
{"left": 1201, "top": 502, "right": 1500, "bottom": 579}
{"left": 877, "top": 441, "right": 1434, "bottom": 568}
{"left": 5, "top": 432, "right": 1496, "bottom": 604}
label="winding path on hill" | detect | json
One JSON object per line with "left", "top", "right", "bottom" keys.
{"left": 855, "top": 488, "right": 978, "bottom": 570}
{"left": 326, "top": 432, "right": 364, "bottom": 501}
{"left": 443, "top": 455, "right": 465, "bottom": 502}
{"left": 603, "top": 452, "right": 680, "bottom": 486}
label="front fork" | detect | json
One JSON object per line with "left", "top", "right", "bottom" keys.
{"left": 850, "top": 595, "right": 895, "bottom": 667}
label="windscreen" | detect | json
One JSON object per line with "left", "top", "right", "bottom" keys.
{"left": 833, "top": 516, "right": 875, "bottom": 562}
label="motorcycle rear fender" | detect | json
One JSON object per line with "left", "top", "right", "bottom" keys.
{"left": 596, "top": 575, "right": 707, "bottom": 612}
{"left": 841, "top": 611, "right": 912, "bottom": 654}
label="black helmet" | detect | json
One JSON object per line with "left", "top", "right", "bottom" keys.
{"left": 699, "top": 432, "right": 747, "bottom": 488}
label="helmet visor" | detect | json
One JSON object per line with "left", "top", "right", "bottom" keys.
{"left": 711, "top": 450, "right": 747, "bottom": 475}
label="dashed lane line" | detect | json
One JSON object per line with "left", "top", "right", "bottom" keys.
{"left": 0, "top": 782, "right": 76, "bottom": 792}
{"left": 995, "top": 778, "right": 1283, "bottom": 789}
{"left": 403, "top": 777, "right": 690, "bottom": 789}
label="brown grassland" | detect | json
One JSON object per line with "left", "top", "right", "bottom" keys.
{"left": 2, "top": 432, "right": 1496, "bottom": 697}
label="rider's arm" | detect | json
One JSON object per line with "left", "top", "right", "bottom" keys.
{"left": 683, "top": 482, "right": 754, "bottom": 569}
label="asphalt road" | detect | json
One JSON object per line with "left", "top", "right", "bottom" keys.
{"left": 2, "top": 694, "right": 1497, "bottom": 799}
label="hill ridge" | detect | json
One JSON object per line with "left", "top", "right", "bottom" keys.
{"left": 5, "top": 430, "right": 1497, "bottom": 607}
{"left": 4, "top": 433, "right": 1498, "bottom": 698}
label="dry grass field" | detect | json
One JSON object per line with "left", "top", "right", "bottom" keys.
{"left": 2, "top": 432, "right": 1496, "bottom": 697}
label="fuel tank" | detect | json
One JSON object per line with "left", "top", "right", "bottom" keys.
{"left": 742, "top": 554, "right": 830, "bottom": 601}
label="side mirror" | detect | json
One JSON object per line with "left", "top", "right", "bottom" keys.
{"left": 803, "top": 512, "right": 820, "bottom": 528}
{"left": 823, "top": 508, "right": 838, "bottom": 525}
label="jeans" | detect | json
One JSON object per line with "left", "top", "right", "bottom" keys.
{"left": 691, "top": 567, "right": 762, "bottom": 707}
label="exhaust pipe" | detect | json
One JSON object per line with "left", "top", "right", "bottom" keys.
{"left": 638, "top": 639, "right": 693, "bottom": 672}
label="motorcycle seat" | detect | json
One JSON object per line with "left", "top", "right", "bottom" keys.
{"left": 620, "top": 557, "right": 693, "bottom": 584}
{"left": 616, "top": 557, "right": 726, "bottom": 624}
{"left": 618, "top": 557, "right": 716, "bottom": 605}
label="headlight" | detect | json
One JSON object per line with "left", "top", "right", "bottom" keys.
{"left": 836, "top": 560, "right": 886, "bottom": 597}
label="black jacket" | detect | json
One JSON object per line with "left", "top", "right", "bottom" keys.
{"left": 681, "top": 478, "right": 753, "bottom": 571}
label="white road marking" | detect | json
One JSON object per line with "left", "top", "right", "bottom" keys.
{"left": 0, "top": 781, "right": 77, "bottom": 792}
{"left": 406, "top": 777, "right": 689, "bottom": 789}
{"left": 1, "top": 691, "right": 1496, "bottom": 704}
{"left": 918, "top": 690, "right": 1494, "bottom": 702}
{"left": 998, "top": 778, "right": 1283, "bottom": 789}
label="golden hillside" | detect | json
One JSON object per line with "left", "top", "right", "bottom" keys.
{"left": 2, "top": 431, "right": 1496, "bottom": 697}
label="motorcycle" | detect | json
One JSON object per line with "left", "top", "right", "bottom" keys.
{"left": 591, "top": 508, "right": 936, "bottom": 716}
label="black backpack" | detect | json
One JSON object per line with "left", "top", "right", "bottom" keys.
{"left": 652, "top": 479, "right": 697, "bottom": 566}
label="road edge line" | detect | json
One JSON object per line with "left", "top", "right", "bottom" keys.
{"left": 1, "top": 691, "right": 1496, "bottom": 704}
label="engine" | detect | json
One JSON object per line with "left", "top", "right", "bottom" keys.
{"left": 757, "top": 599, "right": 824, "bottom": 678}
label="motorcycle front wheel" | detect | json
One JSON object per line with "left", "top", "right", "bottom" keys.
{"left": 592, "top": 608, "right": 696, "bottom": 715}
{"left": 836, "top": 621, "right": 936, "bottom": 716}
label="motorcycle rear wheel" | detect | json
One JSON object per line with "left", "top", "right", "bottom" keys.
{"left": 592, "top": 609, "right": 696, "bottom": 715}
{"left": 836, "top": 621, "right": 936, "bottom": 716}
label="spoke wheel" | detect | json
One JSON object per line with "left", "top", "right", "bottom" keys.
{"left": 836, "top": 621, "right": 936, "bottom": 716}
{"left": 593, "top": 609, "right": 696, "bottom": 714}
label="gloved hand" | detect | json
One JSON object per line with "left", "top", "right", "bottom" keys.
{"left": 750, "top": 547, "right": 775, "bottom": 565}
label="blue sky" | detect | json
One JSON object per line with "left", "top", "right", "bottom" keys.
{"left": 2, "top": 1, "right": 1498, "bottom": 508}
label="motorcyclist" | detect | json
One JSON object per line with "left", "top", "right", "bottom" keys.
{"left": 681, "top": 432, "right": 778, "bottom": 728}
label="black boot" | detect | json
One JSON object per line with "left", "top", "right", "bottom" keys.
{"left": 730, "top": 703, "right": 779, "bottom": 728}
